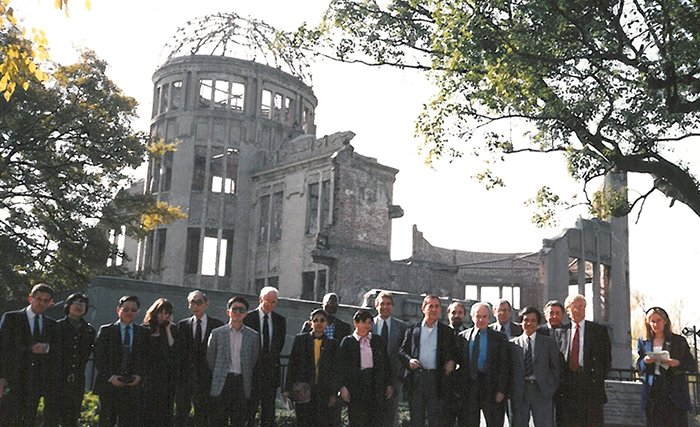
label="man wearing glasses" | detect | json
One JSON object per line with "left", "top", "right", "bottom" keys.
{"left": 175, "top": 290, "right": 224, "bottom": 427}
{"left": 208, "top": 296, "right": 259, "bottom": 427}
{"left": 94, "top": 295, "right": 146, "bottom": 426}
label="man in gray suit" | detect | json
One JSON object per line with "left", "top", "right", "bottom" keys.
{"left": 510, "top": 306, "right": 559, "bottom": 427}
{"left": 372, "top": 290, "right": 408, "bottom": 427}
{"left": 207, "top": 296, "right": 260, "bottom": 427}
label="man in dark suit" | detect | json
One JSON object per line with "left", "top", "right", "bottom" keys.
{"left": 460, "top": 301, "right": 509, "bottom": 427}
{"left": 443, "top": 301, "right": 467, "bottom": 427}
{"left": 174, "top": 290, "right": 224, "bottom": 427}
{"left": 244, "top": 286, "right": 287, "bottom": 427}
{"left": 400, "top": 295, "right": 456, "bottom": 427}
{"left": 537, "top": 300, "right": 566, "bottom": 336}
{"left": 338, "top": 309, "right": 392, "bottom": 427}
{"left": 0, "top": 283, "right": 57, "bottom": 426}
{"left": 93, "top": 295, "right": 147, "bottom": 427}
{"left": 510, "top": 306, "right": 559, "bottom": 427}
{"left": 490, "top": 299, "right": 523, "bottom": 338}
{"left": 371, "top": 290, "right": 408, "bottom": 427}
{"left": 554, "top": 294, "right": 611, "bottom": 427}
{"left": 301, "top": 292, "right": 352, "bottom": 341}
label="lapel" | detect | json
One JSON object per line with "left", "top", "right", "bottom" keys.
{"left": 20, "top": 308, "right": 31, "bottom": 340}
{"left": 412, "top": 324, "right": 421, "bottom": 358}
{"left": 389, "top": 318, "right": 399, "bottom": 352}
{"left": 532, "top": 334, "right": 543, "bottom": 362}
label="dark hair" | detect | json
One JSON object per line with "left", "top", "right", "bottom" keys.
{"left": 421, "top": 294, "right": 440, "bottom": 310}
{"left": 544, "top": 300, "right": 565, "bottom": 312}
{"left": 227, "top": 296, "right": 249, "bottom": 310}
{"left": 64, "top": 292, "right": 89, "bottom": 316}
{"left": 644, "top": 306, "right": 673, "bottom": 340}
{"left": 496, "top": 299, "right": 512, "bottom": 311}
{"left": 31, "top": 283, "right": 54, "bottom": 298}
{"left": 353, "top": 309, "right": 373, "bottom": 323}
{"left": 518, "top": 306, "right": 542, "bottom": 324}
{"left": 310, "top": 308, "right": 328, "bottom": 321}
{"left": 143, "top": 298, "right": 173, "bottom": 331}
{"left": 118, "top": 295, "right": 140, "bottom": 309}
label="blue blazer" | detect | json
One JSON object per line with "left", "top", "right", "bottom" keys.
{"left": 637, "top": 333, "right": 696, "bottom": 411}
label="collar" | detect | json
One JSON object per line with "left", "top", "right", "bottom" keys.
{"left": 353, "top": 331, "right": 372, "bottom": 341}
{"left": 421, "top": 319, "right": 437, "bottom": 329}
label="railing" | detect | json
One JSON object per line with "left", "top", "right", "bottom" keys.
{"left": 607, "top": 368, "right": 700, "bottom": 416}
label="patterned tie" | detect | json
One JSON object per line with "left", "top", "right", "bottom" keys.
{"left": 263, "top": 314, "right": 271, "bottom": 353}
{"left": 569, "top": 323, "right": 580, "bottom": 371}
{"left": 525, "top": 336, "right": 534, "bottom": 377}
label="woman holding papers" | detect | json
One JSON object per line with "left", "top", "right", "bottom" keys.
{"left": 637, "top": 306, "right": 697, "bottom": 426}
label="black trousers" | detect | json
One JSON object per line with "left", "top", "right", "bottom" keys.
{"left": 559, "top": 371, "right": 604, "bottom": 427}
{"left": 408, "top": 369, "right": 442, "bottom": 427}
{"left": 294, "top": 383, "right": 335, "bottom": 427}
{"left": 465, "top": 373, "right": 505, "bottom": 427}
{"left": 646, "top": 375, "right": 689, "bottom": 427}
{"left": 175, "top": 377, "right": 212, "bottom": 427}
{"left": 211, "top": 373, "right": 247, "bottom": 427}
{"left": 0, "top": 385, "right": 41, "bottom": 426}
{"left": 44, "top": 380, "right": 86, "bottom": 427}
{"left": 247, "top": 370, "right": 277, "bottom": 427}
{"left": 347, "top": 368, "right": 382, "bottom": 427}
{"left": 98, "top": 384, "right": 143, "bottom": 427}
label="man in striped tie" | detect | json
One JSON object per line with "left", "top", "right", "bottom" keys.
{"left": 509, "top": 306, "right": 559, "bottom": 427}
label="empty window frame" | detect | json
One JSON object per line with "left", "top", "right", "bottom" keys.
{"left": 152, "top": 86, "right": 161, "bottom": 118}
{"left": 259, "top": 195, "right": 270, "bottom": 244}
{"left": 270, "top": 192, "right": 283, "bottom": 243}
{"left": 306, "top": 182, "right": 319, "bottom": 235}
{"left": 261, "top": 89, "right": 272, "bottom": 118}
{"left": 273, "top": 93, "right": 284, "bottom": 121}
{"left": 465, "top": 284, "right": 521, "bottom": 309}
{"left": 155, "top": 228, "right": 167, "bottom": 271}
{"left": 214, "top": 80, "right": 229, "bottom": 109}
{"left": 159, "top": 85, "right": 169, "bottom": 114}
{"left": 301, "top": 272, "right": 315, "bottom": 301}
{"left": 198, "top": 79, "right": 214, "bottom": 108}
{"left": 160, "top": 150, "right": 173, "bottom": 192}
{"left": 284, "top": 97, "right": 293, "bottom": 124}
{"left": 191, "top": 146, "right": 207, "bottom": 191}
{"left": 201, "top": 228, "right": 233, "bottom": 277}
{"left": 185, "top": 228, "right": 201, "bottom": 274}
{"left": 210, "top": 147, "right": 225, "bottom": 193}
{"left": 224, "top": 148, "right": 238, "bottom": 194}
{"left": 320, "top": 180, "right": 331, "bottom": 227}
{"left": 171, "top": 81, "right": 182, "bottom": 110}
{"left": 230, "top": 82, "right": 245, "bottom": 111}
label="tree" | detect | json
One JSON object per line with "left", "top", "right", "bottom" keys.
{"left": 0, "top": 33, "right": 182, "bottom": 301}
{"left": 300, "top": 0, "right": 700, "bottom": 223}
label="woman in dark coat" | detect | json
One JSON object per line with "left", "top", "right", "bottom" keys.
{"left": 142, "top": 297, "right": 177, "bottom": 426}
{"left": 44, "top": 292, "right": 96, "bottom": 427}
{"left": 337, "top": 309, "right": 392, "bottom": 427}
{"left": 284, "top": 308, "right": 339, "bottom": 427}
{"left": 637, "top": 306, "right": 697, "bottom": 427}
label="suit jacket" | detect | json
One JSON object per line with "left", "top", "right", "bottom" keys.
{"left": 175, "top": 314, "right": 224, "bottom": 387}
{"left": 510, "top": 333, "right": 560, "bottom": 402}
{"left": 554, "top": 320, "right": 611, "bottom": 404}
{"left": 338, "top": 334, "right": 391, "bottom": 402}
{"left": 207, "top": 323, "right": 259, "bottom": 398}
{"left": 490, "top": 320, "right": 523, "bottom": 338}
{"left": 244, "top": 308, "right": 286, "bottom": 387}
{"left": 285, "top": 332, "right": 339, "bottom": 399}
{"left": 0, "top": 307, "right": 57, "bottom": 392}
{"left": 53, "top": 316, "right": 96, "bottom": 388}
{"left": 399, "top": 321, "right": 456, "bottom": 398}
{"left": 458, "top": 327, "right": 509, "bottom": 396}
{"left": 301, "top": 316, "right": 352, "bottom": 341}
{"left": 637, "top": 333, "right": 696, "bottom": 411}
{"left": 93, "top": 321, "right": 147, "bottom": 396}
{"left": 372, "top": 316, "right": 408, "bottom": 384}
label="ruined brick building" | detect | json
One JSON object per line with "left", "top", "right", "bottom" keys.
{"left": 114, "top": 52, "right": 630, "bottom": 368}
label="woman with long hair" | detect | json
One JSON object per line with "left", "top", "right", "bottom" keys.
{"left": 637, "top": 306, "right": 697, "bottom": 427}
{"left": 142, "top": 297, "right": 177, "bottom": 425}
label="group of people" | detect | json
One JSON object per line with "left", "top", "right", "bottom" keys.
{"left": 0, "top": 284, "right": 695, "bottom": 427}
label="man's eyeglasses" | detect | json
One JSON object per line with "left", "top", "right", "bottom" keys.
{"left": 229, "top": 306, "right": 246, "bottom": 313}
{"left": 189, "top": 299, "right": 206, "bottom": 306}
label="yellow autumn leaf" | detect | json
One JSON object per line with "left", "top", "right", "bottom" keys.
{"left": 21, "top": 80, "right": 28, "bottom": 90}
{"left": 3, "top": 91, "right": 10, "bottom": 102}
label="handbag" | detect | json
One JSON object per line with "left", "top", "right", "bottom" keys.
{"left": 291, "top": 381, "right": 311, "bottom": 404}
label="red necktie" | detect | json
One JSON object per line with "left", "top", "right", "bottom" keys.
{"left": 569, "top": 323, "right": 580, "bottom": 371}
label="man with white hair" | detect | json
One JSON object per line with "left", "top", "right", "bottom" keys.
{"left": 459, "top": 301, "right": 509, "bottom": 427}
{"left": 554, "top": 294, "right": 611, "bottom": 427}
{"left": 244, "top": 286, "right": 287, "bottom": 427}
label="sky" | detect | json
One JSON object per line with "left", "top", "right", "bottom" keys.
{"left": 15, "top": 0, "right": 700, "bottom": 328}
